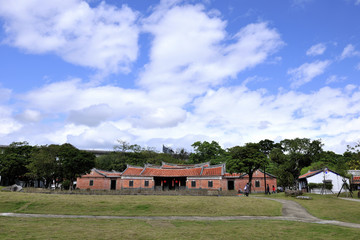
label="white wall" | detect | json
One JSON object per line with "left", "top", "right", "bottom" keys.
{"left": 307, "top": 171, "right": 349, "bottom": 193}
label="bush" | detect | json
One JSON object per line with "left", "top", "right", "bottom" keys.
{"left": 62, "top": 180, "right": 71, "bottom": 190}
{"left": 308, "top": 182, "right": 333, "bottom": 190}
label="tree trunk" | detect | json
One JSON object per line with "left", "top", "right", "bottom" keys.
{"left": 264, "top": 165, "right": 267, "bottom": 194}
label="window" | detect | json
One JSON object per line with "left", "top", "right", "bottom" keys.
{"left": 89, "top": 180, "right": 93, "bottom": 186}
{"left": 191, "top": 181, "right": 196, "bottom": 187}
{"left": 255, "top": 180, "right": 260, "bottom": 188}
{"left": 144, "top": 180, "right": 149, "bottom": 187}
{"left": 208, "top": 181, "right": 213, "bottom": 188}
{"left": 129, "top": 180, "right": 133, "bottom": 187}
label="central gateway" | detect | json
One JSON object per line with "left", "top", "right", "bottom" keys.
{"left": 154, "top": 177, "right": 187, "bottom": 190}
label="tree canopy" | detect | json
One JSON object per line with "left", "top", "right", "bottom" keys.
{"left": 227, "top": 143, "right": 266, "bottom": 192}
{"left": 189, "top": 141, "right": 228, "bottom": 164}
{"left": 0, "top": 137, "right": 355, "bottom": 190}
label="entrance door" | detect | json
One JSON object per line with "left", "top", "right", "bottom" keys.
{"left": 110, "top": 180, "right": 116, "bottom": 190}
{"left": 228, "top": 180, "right": 234, "bottom": 190}
{"left": 154, "top": 177, "right": 186, "bottom": 190}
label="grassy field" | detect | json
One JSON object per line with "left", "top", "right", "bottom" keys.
{"left": 1, "top": 191, "right": 360, "bottom": 239}
{"left": 0, "top": 217, "right": 360, "bottom": 240}
{"left": 262, "top": 192, "right": 360, "bottom": 224}
{"left": 0, "top": 191, "right": 281, "bottom": 216}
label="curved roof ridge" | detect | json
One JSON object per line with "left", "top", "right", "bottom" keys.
{"left": 204, "top": 163, "right": 225, "bottom": 168}
{"left": 126, "top": 164, "right": 145, "bottom": 169}
{"left": 93, "top": 168, "right": 107, "bottom": 177}
{"left": 161, "top": 161, "right": 211, "bottom": 168}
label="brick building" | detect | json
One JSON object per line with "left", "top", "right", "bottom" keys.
{"left": 77, "top": 162, "right": 277, "bottom": 192}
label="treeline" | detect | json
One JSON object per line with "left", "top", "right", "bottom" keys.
{"left": 95, "top": 140, "right": 190, "bottom": 171}
{"left": 188, "top": 139, "right": 359, "bottom": 189}
{"left": 1, "top": 138, "right": 360, "bottom": 189}
{"left": 93, "top": 138, "right": 360, "bottom": 189}
{"left": 0, "top": 142, "right": 95, "bottom": 188}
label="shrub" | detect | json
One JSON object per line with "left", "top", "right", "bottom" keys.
{"left": 308, "top": 182, "right": 333, "bottom": 190}
{"left": 62, "top": 180, "right": 71, "bottom": 190}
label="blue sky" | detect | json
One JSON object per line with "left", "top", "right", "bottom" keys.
{"left": 0, "top": 0, "right": 360, "bottom": 153}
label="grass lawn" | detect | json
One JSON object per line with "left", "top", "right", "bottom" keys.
{"left": 0, "top": 217, "right": 360, "bottom": 240}
{"left": 261, "top": 192, "right": 360, "bottom": 224}
{"left": 0, "top": 191, "right": 281, "bottom": 216}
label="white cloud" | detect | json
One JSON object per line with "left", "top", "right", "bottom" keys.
{"left": 0, "top": 0, "right": 139, "bottom": 74}
{"left": 21, "top": 78, "right": 187, "bottom": 129}
{"left": 356, "top": 62, "right": 360, "bottom": 70}
{"left": 306, "top": 43, "right": 326, "bottom": 56}
{"left": 326, "top": 75, "right": 347, "bottom": 84}
{"left": 67, "top": 104, "right": 113, "bottom": 127}
{"left": 340, "top": 44, "right": 360, "bottom": 60}
{"left": 15, "top": 109, "right": 42, "bottom": 123}
{"left": 288, "top": 60, "right": 331, "bottom": 88}
{"left": 356, "top": 0, "right": 360, "bottom": 6}
{"left": 2, "top": 0, "right": 360, "bottom": 154}
{"left": 3, "top": 77, "right": 360, "bottom": 153}
{"left": 0, "top": 88, "right": 11, "bottom": 104}
{"left": 140, "top": 3, "right": 283, "bottom": 101}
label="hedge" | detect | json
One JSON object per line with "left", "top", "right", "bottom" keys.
{"left": 308, "top": 182, "right": 333, "bottom": 190}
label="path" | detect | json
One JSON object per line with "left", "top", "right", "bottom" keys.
{"left": 339, "top": 197, "right": 360, "bottom": 202}
{"left": 257, "top": 197, "right": 360, "bottom": 229}
{"left": 1, "top": 197, "right": 360, "bottom": 229}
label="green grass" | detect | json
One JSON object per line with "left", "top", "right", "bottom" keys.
{"left": 1, "top": 191, "right": 360, "bottom": 239}
{"left": 0, "top": 217, "right": 359, "bottom": 240}
{"left": 262, "top": 192, "right": 360, "bottom": 224}
{"left": 0, "top": 192, "right": 281, "bottom": 216}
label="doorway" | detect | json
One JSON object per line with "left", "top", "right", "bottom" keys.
{"left": 110, "top": 179, "right": 116, "bottom": 190}
{"left": 154, "top": 177, "right": 186, "bottom": 190}
{"left": 228, "top": 180, "right": 234, "bottom": 190}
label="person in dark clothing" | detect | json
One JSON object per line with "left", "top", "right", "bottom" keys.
{"left": 266, "top": 184, "right": 270, "bottom": 195}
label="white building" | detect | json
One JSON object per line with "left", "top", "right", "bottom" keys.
{"left": 298, "top": 168, "right": 350, "bottom": 194}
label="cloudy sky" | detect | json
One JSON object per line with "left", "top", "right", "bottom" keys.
{"left": 0, "top": 0, "right": 360, "bottom": 153}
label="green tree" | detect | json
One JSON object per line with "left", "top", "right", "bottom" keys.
{"left": 259, "top": 139, "right": 278, "bottom": 193}
{"left": 189, "top": 141, "right": 227, "bottom": 164}
{"left": 344, "top": 142, "right": 360, "bottom": 170}
{"left": 26, "top": 145, "right": 60, "bottom": 188}
{"left": 269, "top": 147, "right": 294, "bottom": 189}
{"left": 0, "top": 142, "right": 34, "bottom": 185}
{"left": 57, "top": 143, "right": 95, "bottom": 190}
{"left": 300, "top": 151, "right": 348, "bottom": 176}
{"left": 227, "top": 143, "right": 266, "bottom": 193}
{"left": 275, "top": 138, "right": 323, "bottom": 188}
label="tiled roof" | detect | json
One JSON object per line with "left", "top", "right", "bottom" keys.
{"left": 161, "top": 162, "right": 210, "bottom": 169}
{"left": 240, "top": 169, "right": 277, "bottom": 178}
{"left": 202, "top": 166, "right": 222, "bottom": 176}
{"left": 298, "top": 169, "right": 324, "bottom": 179}
{"left": 224, "top": 173, "right": 242, "bottom": 178}
{"left": 122, "top": 166, "right": 143, "bottom": 176}
{"left": 80, "top": 169, "right": 122, "bottom": 178}
{"left": 141, "top": 167, "right": 202, "bottom": 177}
{"left": 95, "top": 169, "right": 122, "bottom": 177}
{"left": 162, "top": 164, "right": 186, "bottom": 169}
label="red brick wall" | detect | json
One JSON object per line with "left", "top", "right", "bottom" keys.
{"left": 221, "top": 170, "right": 277, "bottom": 193}
{"left": 187, "top": 179, "right": 222, "bottom": 190}
{"left": 77, "top": 177, "right": 111, "bottom": 190}
{"left": 119, "top": 179, "right": 154, "bottom": 189}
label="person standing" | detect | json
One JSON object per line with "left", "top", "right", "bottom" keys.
{"left": 244, "top": 183, "right": 249, "bottom": 196}
{"left": 272, "top": 185, "right": 276, "bottom": 194}
{"left": 266, "top": 184, "right": 270, "bottom": 195}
